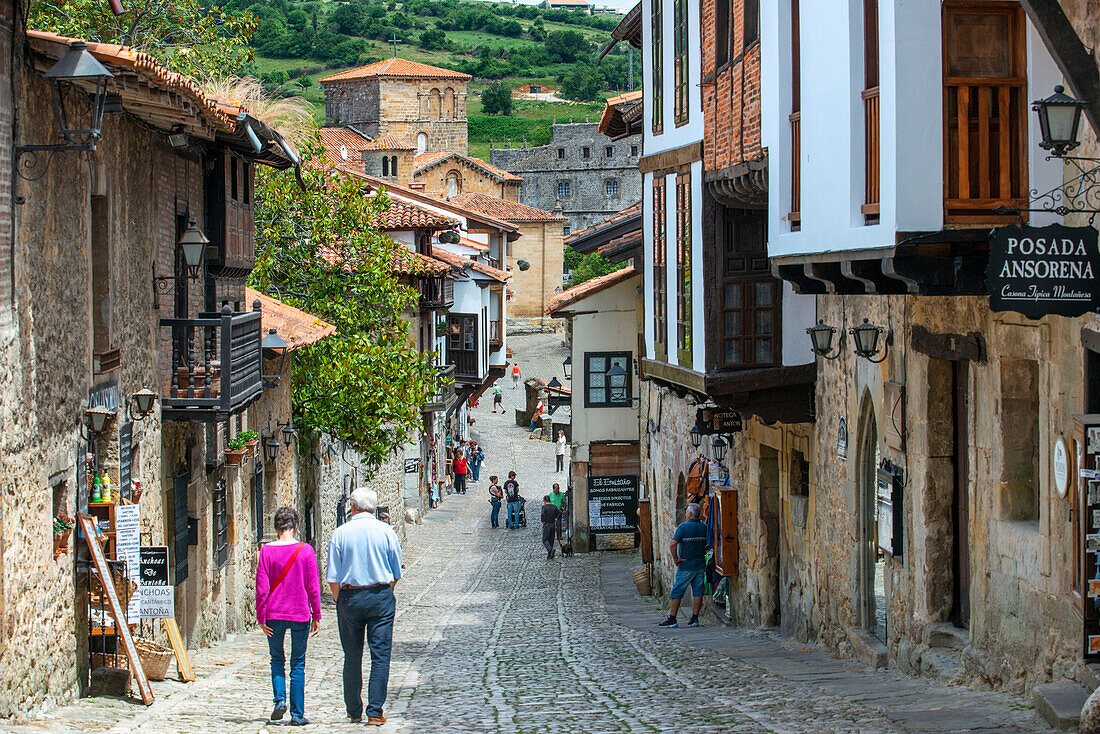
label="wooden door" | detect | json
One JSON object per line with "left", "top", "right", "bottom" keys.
{"left": 715, "top": 488, "right": 739, "bottom": 576}
{"left": 953, "top": 360, "right": 971, "bottom": 628}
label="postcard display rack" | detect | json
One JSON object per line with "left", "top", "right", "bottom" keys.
{"left": 1078, "top": 415, "right": 1100, "bottom": 661}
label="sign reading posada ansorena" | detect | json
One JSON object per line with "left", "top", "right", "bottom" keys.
{"left": 588, "top": 474, "right": 639, "bottom": 534}
{"left": 987, "top": 224, "right": 1100, "bottom": 319}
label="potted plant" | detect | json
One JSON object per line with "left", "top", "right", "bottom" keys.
{"left": 225, "top": 435, "right": 247, "bottom": 467}
{"left": 241, "top": 430, "right": 260, "bottom": 458}
{"left": 53, "top": 514, "right": 75, "bottom": 558}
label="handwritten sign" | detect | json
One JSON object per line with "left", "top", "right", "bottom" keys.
{"left": 118, "top": 423, "right": 132, "bottom": 498}
{"left": 987, "top": 224, "right": 1100, "bottom": 319}
{"left": 115, "top": 504, "right": 141, "bottom": 622}
{"left": 77, "top": 514, "right": 153, "bottom": 705}
{"left": 138, "top": 546, "right": 173, "bottom": 619}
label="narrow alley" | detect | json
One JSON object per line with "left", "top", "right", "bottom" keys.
{"left": 2, "top": 338, "right": 1053, "bottom": 734}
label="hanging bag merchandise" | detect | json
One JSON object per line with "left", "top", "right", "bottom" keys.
{"left": 685, "top": 456, "right": 708, "bottom": 501}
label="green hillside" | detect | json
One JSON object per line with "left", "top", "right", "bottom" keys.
{"left": 223, "top": 0, "right": 638, "bottom": 158}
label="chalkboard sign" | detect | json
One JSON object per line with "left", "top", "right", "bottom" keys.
{"left": 588, "top": 475, "right": 638, "bottom": 534}
{"left": 118, "top": 423, "right": 133, "bottom": 499}
{"left": 987, "top": 224, "right": 1100, "bottom": 319}
{"left": 139, "top": 546, "right": 173, "bottom": 619}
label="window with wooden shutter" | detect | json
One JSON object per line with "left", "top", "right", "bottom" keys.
{"left": 863, "top": 0, "right": 880, "bottom": 222}
{"left": 172, "top": 467, "right": 189, "bottom": 585}
{"left": 720, "top": 209, "right": 780, "bottom": 367}
{"left": 789, "top": 0, "right": 801, "bottom": 230}
{"left": 673, "top": 0, "right": 689, "bottom": 126}
{"left": 653, "top": 177, "right": 667, "bottom": 361}
{"left": 675, "top": 172, "right": 692, "bottom": 366}
{"left": 652, "top": 0, "right": 664, "bottom": 133}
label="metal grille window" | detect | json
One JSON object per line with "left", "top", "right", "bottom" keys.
{"left": 173, "top": 467, "right": 189, "bottom": 585}
{"left": 557, "top": 148, "right": 566, "bottom": 159}
{"left": 605, "top": 146, "right": 614, "bottom": 158}
{"left": 673, "top": 0, "right": 689, "bottom": 126}
{"left": 213, "top": 481, "right": 228, "bottom": 570}
{"left": 652, "top": 0, "right": 663, "bottom": 133}
{"left": 584, "top": 352, "right": 632, "bottom": 407}
{"left": 652, "top": 177, "right": 667, "bottom": 360}
{"left": 252, "top": 463, "right": 264, "bottom": 542}
{"left": 675, "top": 172, "right": 692, "bottom": 365}
{"left": 582, "top": 147, "right": 590, "bottom": 159}
{"left": 606, "top": 180, "right": 620, "bottom": 196}
{"left": 558, "top": 180, "right": 571, "bottom": 198}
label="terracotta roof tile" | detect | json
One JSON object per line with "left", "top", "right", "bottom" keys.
{"left": 374, "top": 199, "right": 459, "bottom": 231}
{"left": 566, "top": 199, "right": 641, "bottom": 245}
{"left": 391, "top": 249, "right": 451, "bottom": 275}
{"left": 413, "top": 151, "right": 451, "bottom": 169}
{"left": 319, "top": 58, "right": 470, "bottom": 83}
{"left": 449, "top": 192, "right": 565, "bottom": 223}
{"left": 319, "top": 127, "right": 372, "bottom": 166}
{"left": 246, "top": 288, "right": 336, "bottom": 351}
{"left": 413, "top": 151, "right": 523, "bottom": 183}
{"left": 432, "top": 247, "right": 511, "bottom": 282}
{"left": 547, "top": 266, "right": 637, "bottom": 314}
{"left": 457, "top": 235, "right": 489, "bottom": 251}
{"left": 361, "top": 134, "right": 416, "bottom": 151}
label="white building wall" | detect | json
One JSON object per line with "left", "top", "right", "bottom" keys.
{"left": 641, "top": 0, "right": 704, "bottom": 156}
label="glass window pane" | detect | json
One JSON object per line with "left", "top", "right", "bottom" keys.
{"left": 724, "top": 311, "right": 741, "bottom": 336}
{"left": 589, "top": 372, "right": 605, "bottom": 388}
{"left": 589, "top": 355, "right": 606, "bottom": 373}
{"left": 589, "top": 388, "right": 606, "bottom": 404}
{"left": 755, "top": 310, "right": 773, "bottom": 335}
{"left": 755, "top": 281, "right": 773, "bottom": 303}
{"left": 756, "top": 338, "right": 772, "bottom": 363}
{"left": 609, "top": 374, "right": 626, "bottom": 387}
{"left": 725, "top": 283, "right": 742, "bottom": 307}
{"left": 725, "top": 340, "right": 740, "bottom": 364}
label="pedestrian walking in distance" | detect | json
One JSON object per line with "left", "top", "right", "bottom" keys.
{"left": 556, "top": 430, "right": 567, "bottom": 472}
{"left": 327, "top": 488, "right": 403, "bottom": 726}
{"left": 469, "top": 441, "right": 484, "bottom": 483}
{"left": 511, "top": 362, "right": 522, "bottom": 388}
{"left": 453, "top": 451, "right": 468, "bottom": 494}
{"left": 659, "top": 503, "right": 710, "bottom": 628}
{"left": 256, "top": 507, "right": 321, "bottom": 726}
{"left": 504, "top": 471, "right": 522, "bottom": 529}
{"left": 492, "top": 382, "right": 503, "bottom": 413}
{"left": 488, "top": 475, "right": 503, "bottom": 528}
{"left": 541, "top": 496, "right": 562, "bottom": 559}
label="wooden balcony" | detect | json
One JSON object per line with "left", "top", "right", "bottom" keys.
{"left": 419, "top": 275, "right": 454, "bottom": 311}
{"left": 490, "top": 319, "right": 503, "bottom": 347}
{"left": 789, "top": 112, "right": 801, "bottom": 230}
{"left": 160, "top": 305, "right": 263, "bottom": 422}
{"left": 449, "top": 350, "right": 479, "bottom": 381}
{"left": 423, "top": 364, "right": 457, "bottom": 413}
{"left": 862, "top": 87, "right": 880, "bottom": 221}
{"left": 944, "top": 78, "right": 1027, "bottom": 223}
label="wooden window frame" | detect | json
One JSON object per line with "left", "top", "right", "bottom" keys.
{"left": 715, "top": 0, "right": 731, "bottom": 69}
{"left": 653, "top": 178, "right": 667, "bottom": 361}
{"left": 673, "top": 0, "right": 689, "bottom": 126}
{"left": 675, "top": 172, "right": 692, "bottom": 367}
{"left": 652, "top": 0, "right": 664, "bottom": 134}
{"left": 721, "top": 278, "right": 781, "bottom": 369}
{"left": 583, "top": 351, "right": 633, "bottom": 408}
{"left": 789, "top": 0, "right": 801, "bottom": 230}
{"left": 743, "top": 0, "right": 760, "bottom": 49}
{"left": 172, "top": 466, "right": 189, "bottom": 586}
{"left": 862, "top": 0, "right": 880, "bottom": 221}
{"left": 252, "top": 463, "right": 264, "bottom": 542}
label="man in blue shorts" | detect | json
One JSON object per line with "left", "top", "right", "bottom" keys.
{"left": 659, "top": 503, "right": 709, "bottom": 628}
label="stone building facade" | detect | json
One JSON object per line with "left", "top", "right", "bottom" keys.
{"left": 488, "top": 123, "right": 642, "bottom": 235}
{"left": 319, "top": 58, "right": 471, "bottom": 156}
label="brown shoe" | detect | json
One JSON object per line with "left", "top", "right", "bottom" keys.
{"left": 367, "top": 716, "right": 387, "bottom": 726}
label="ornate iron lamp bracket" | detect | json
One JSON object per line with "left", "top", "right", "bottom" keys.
{"left": 995, "top": 156, "right": 1100, "bottom": 225}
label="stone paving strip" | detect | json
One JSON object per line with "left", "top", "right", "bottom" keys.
{"left": 0, "top": 334, "right": 1055, "bottom": 733}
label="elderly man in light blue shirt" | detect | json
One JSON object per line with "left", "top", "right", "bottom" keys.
{"left": 327, "top": 487, "right": 402, "bottom": 726}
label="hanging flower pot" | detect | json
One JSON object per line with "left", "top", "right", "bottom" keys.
{"left": 517, "top": 259, "right": 531, "bottom": 271}
{"left": 53, "top": 514, "right": 75, "bottom": 559}
{"left": 439, "top": 230, "right": 461, "bottom": 244}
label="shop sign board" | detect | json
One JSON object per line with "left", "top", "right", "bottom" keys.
{"left": 138, "top": 546, "right": 174, "bottom": 619}
{"left": 588, "top": 474, "right": 638, "bottom": 534}
{"left": 1055, "top": 436, "right": 1070, "bottom": 498}
{"left": 403, "top": 457, "right": 420, "bottom": 474}
{"left": 987, "top": 224, "right": 1100, "bottom": 319}
{"left": 695, "top": 407, "right": 743, "bottom": 435}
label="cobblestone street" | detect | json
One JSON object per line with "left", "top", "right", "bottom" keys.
{"left": 2, "top": 334, "right": 1052, "bottom": 734}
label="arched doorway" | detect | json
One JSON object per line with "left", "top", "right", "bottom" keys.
{"left": 857, "top": 395, "right": 886, "bottom": 641}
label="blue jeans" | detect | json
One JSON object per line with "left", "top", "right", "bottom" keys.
{"left": 267, "top": 619, "right": 310, "bottom": 721}
{"left": 337, "top": 586, "right": 396, "bottom": 720}
{"left": 471, "top": 460, "right": 482, "bottom": 482}
{"left": 507, "top": 500, "right": 522, "bottom": 528}
{"left": 490, "top": 500, "right": 501, "bottom": 528}
{"left": 670, "top": 566, "right": 706, "bottom": 600}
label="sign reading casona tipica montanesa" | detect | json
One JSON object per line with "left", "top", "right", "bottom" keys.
{"left": 987, "top": 223, "right": 1100, "bottom": 319}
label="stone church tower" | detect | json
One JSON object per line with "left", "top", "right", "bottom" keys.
{"left": 319, "top": 58, "right": 471, "bottom": 156}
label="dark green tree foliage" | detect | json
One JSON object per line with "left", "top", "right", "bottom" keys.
{"left": 560, "top": 64, "right": 603, "bottom": 101}
{"left": 250, "top": 140, "right": 436, "bottom": 462}
{"left": 564, "top": 245, "right": 624, "bottom": 286}
{"left": 330, "top": 3, "right": 364, "bottom": 35}
{"left": 481, "top": 81, "right": 513, "bottom": 116}
{"left": 545, "top": 29, "right": 590, "bottom": 63}
{"left": 419, "top": 28, "right": 447, "bottom": 50}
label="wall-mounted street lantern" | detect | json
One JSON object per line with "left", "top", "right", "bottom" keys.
{"left": 17, "top": 41, "right": 114, "bottom": 179}
{"left": 280, "top": 420, "right": 296, "bottom": 447}
{"left": 263, "top": 433, "right": 281, "bottom": 462}
{"left": 261, "top": 328, "right": 289, "bottom": 388}
{"left": 128, "top": 389, "right": 158, "bottom": 421}
{"left": 1034, "top": 85, "right": 1088, "bottom": 158}
{"left": 545, "top": 377, "right": 562, "bottom": 416}
{"left": 850, "top": 319, "right": 892, "bottom": 363}
{"left": 152, "top": 220, "right": 211, "bottom": 309}
{"left": 562, "top": 356, "right": 572, "bottom": 380}
{"left": 689, "top": 425, "right": 702, "bottom": 449}
{"left": 606, "top": 363, "right": 640, "bottom": 406}
{"left": 81, "top": 405, "right": 115, "bottom": 441}
{"left": 711, "top": 435, "right": 728, "bottom": 462}
{"left": 807, "top": 319, "right": 845, "bottom": 360}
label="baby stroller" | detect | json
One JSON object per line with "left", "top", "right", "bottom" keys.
{"left": 516, "top": 497, "right": 528, "bottom": 528}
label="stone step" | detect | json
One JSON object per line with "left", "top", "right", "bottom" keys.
{"left": 1032, "top": 681, "right": 1088, "bottom": 731}
{"left": 923, "top": 622, "right": 970, "bottom": 651}
{"left": 920, "top": 648, "right": 964, "bottom": 685}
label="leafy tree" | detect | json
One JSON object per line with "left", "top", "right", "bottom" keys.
{"left": 419, "top": 27, "right": 448, "bottom": 50}
{"left": 544, "top": 29, "right": 591, "bottom": 63}
{"left": 250, "top": 139, "right": 436, "bottom": 462}
{"left": 561, "top": 64, "right": 603, "bottom": 101}
{"left": 564, "top": 245, "right": 623, "bottom": 286}
{"left": 481, "top": 81, "right": 513, "bottom": 116}
{"left": 287, "top": 9, "right": 309, "bottom": 32}
{"left": 528, "top": 18, "right": 546, "bottom": 41}
{"left": 330, "top": 3, "right": 364, "bottom": 35}
{"left": 391, "top": 12, "right": 411, "bottom": 29}
{"left": 29, "top": 0, "right": 257, "bottom": 78}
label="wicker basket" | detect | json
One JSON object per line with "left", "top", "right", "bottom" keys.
{"left": 634, "top": 567, "right": 651, "bottom": 596}
{"left": 134, "top": 638, "right": 174, "bottom": 681}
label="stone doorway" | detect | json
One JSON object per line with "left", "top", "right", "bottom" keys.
{"left": 857, "top": 398, "right": 886, "bottom": 641}
{"left": 759, "top": 446, "right": 781, "bottom": 627}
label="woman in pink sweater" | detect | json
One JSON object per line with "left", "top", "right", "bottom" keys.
{"left": 255, "top": 507, "right": 321, "bottom": 726}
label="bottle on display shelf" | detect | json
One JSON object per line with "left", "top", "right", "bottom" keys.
{"left": 91, "top": 471, "right": 102, "bottom": 503}
{"left": 101, "top": 472, "right": 111, "bottom": 504}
